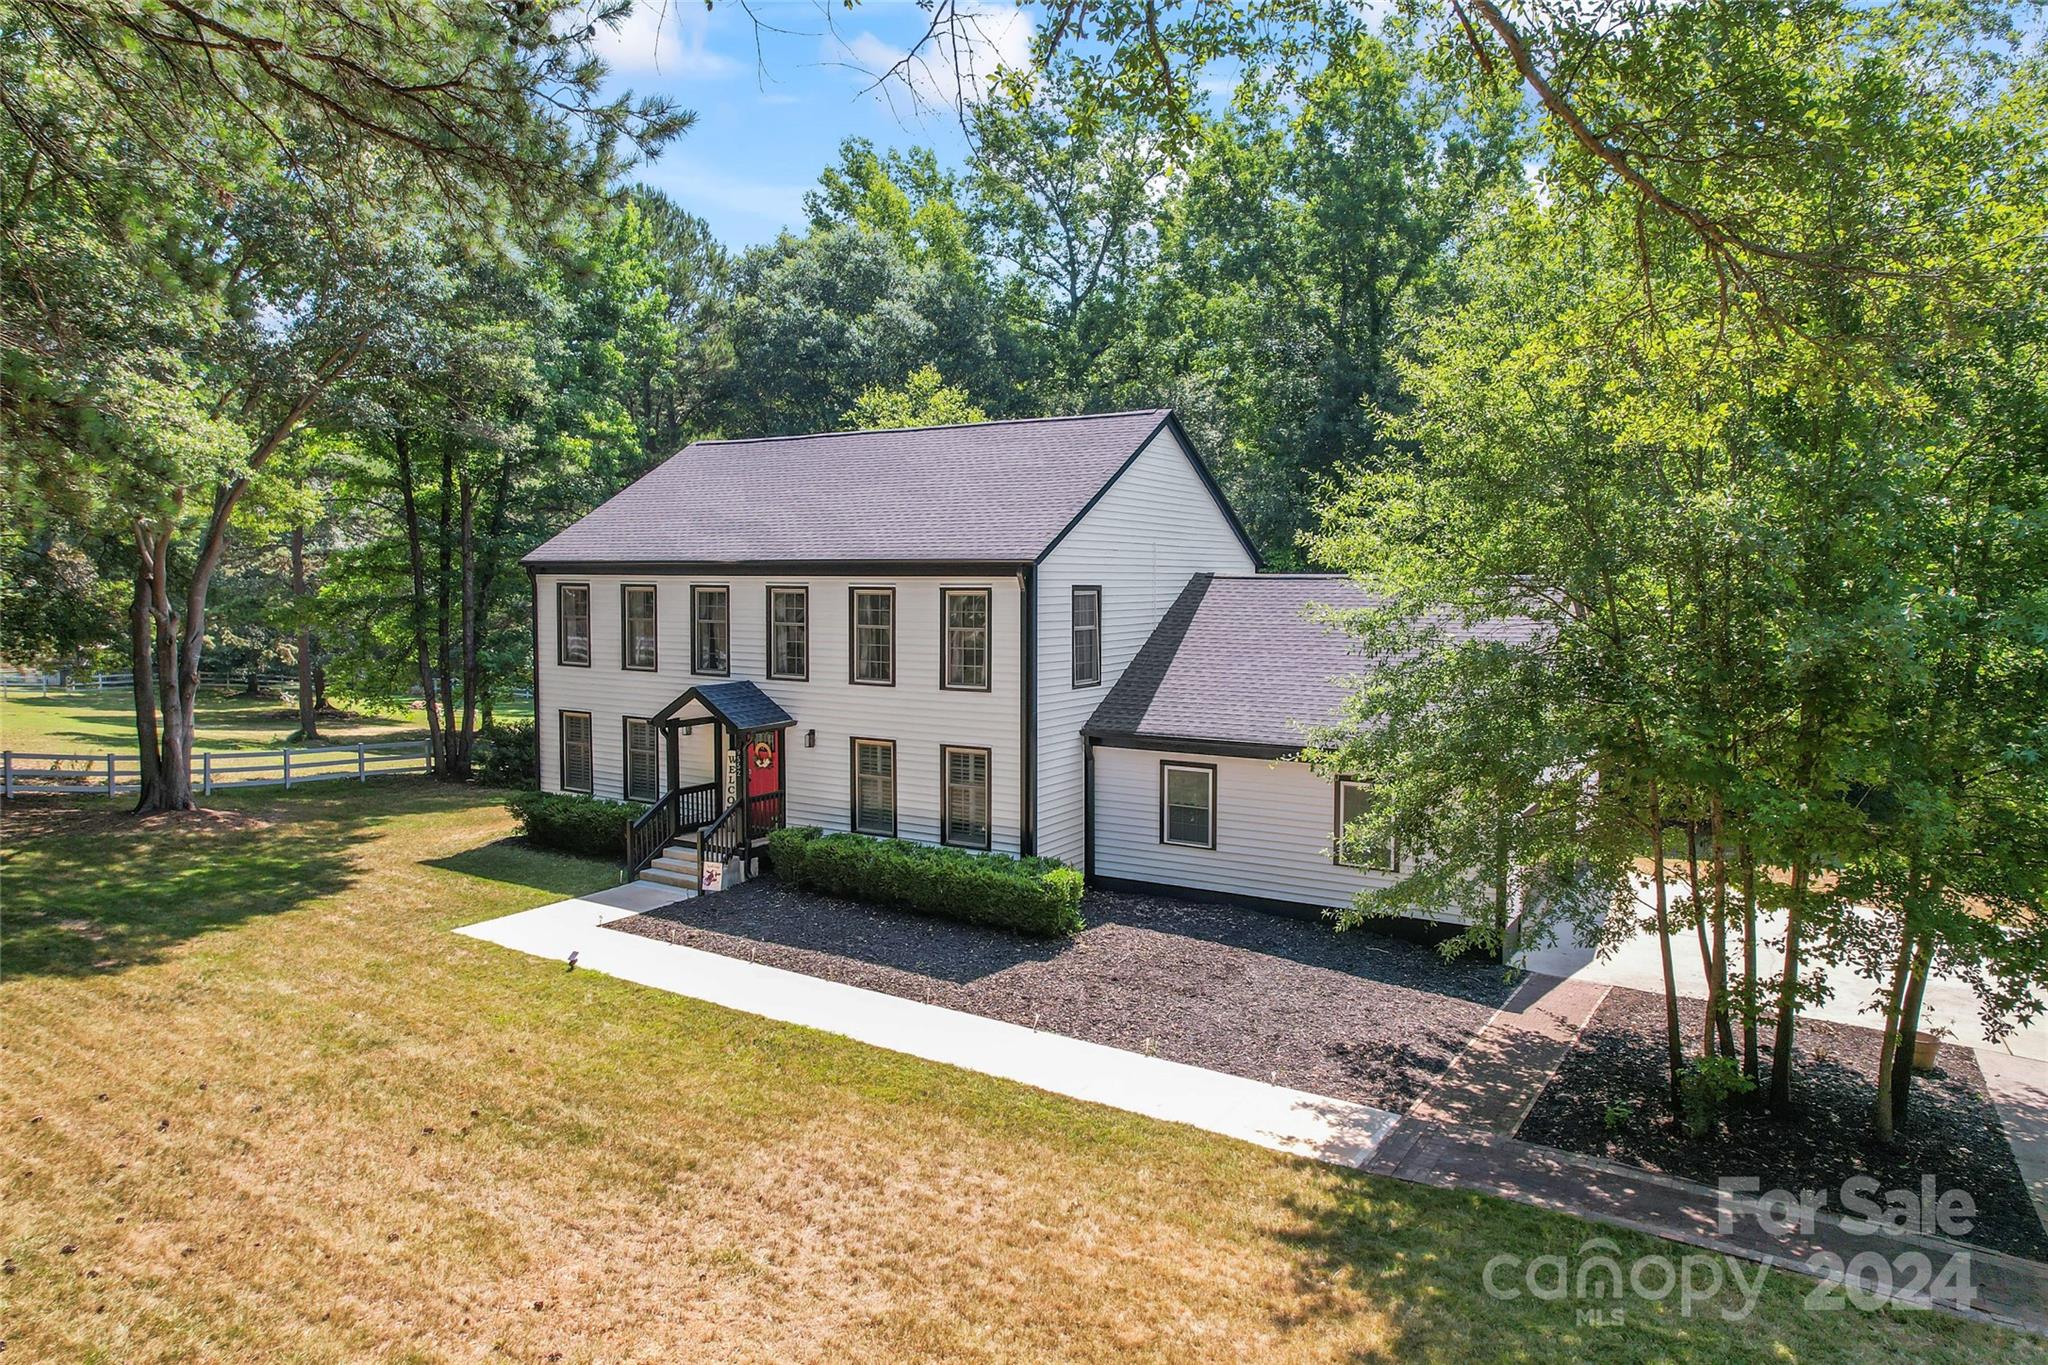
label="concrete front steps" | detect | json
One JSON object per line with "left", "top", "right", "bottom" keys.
{"left": 637, "top": 843, "right": 700, "bottom": 891}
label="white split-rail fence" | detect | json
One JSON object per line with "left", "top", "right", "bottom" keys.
{"left": 1, "top": 742, "right": 432, "bottom": 798}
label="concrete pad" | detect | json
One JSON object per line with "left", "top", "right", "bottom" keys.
{"left": 458, "top": 894, "right": 1400, "bottom": 1168}
{"left": 1980, "top": 1050, "right": 2048, "bottom": 1241}
{"left": 1521, "top": 885, "right": 2048, "bottom": 1061}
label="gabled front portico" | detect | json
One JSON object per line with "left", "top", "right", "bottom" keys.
{"left": 625, "top": 679, "right": 794, "bottom": 886}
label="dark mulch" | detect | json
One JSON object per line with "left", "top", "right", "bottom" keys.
{"left": 610, "top": 879, "right": 1522, "bottom": 1112}
{"left": 1517, "top": 985, "right": 2048, "bottom": 1261}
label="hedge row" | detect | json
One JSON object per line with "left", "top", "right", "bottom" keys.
{"left": 766, "top": 826, "right": 1084, "bottom": 937}
{"left": 505, "top": 790, "right": 632, "bottom": 860}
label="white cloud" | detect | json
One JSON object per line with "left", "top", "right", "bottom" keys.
{"left": 646, "top": 155, "right": 810, "bottom": 225}
{"left": 826, "top": 1, "right": 1036, "bottom": 113}
{"left": 590, "top": 1, "right": 740, "bottom": 79}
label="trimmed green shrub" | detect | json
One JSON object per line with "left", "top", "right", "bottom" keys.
{"left": 767, "top": 826, "right": 1084, "bottom": 937}
{"left": 1677, "top": 1055, "right": 1756, "bottom": 1139}
{"left": 477, "top": 720, "right": 536, "bottom": 786}
{"left": 505, "top": 790, "right": 631, "bottom": 860}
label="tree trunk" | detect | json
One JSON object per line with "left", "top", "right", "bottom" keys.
{"left": 396, "top": 430, "right": 445, "bottom": 773}
{"left": 291, "top": 525, "right": 319, "bottom": 742}
{"left": 1686, "top": 819, "right": 1716, "bottom": 1058}
{"left": 436, "top": 444, "right": 456, "bottom": 773}
{"left": 1649, "top": 789, "right": 1684, "bottom": 1113}
{"left": 1768, "top": 861, "right": 1810, "bottom": 1114}
{"left": 1740, "top": 847, "right": 1759, "bottom": 1083}
{"left": 452, "top": 474, "right": 479, "bottom": 777}
{"left": 1889, "top": 927, "right": 1934, "bottom": 1127}
{"left": 1873, "top": 883, "right": 1920, "bottom": 1143}
{"left": 129, "top": 563, "right": 161, "bottom": 810}
{"left": 1709, "top": 794, "right": 1735, "bottom": 1058}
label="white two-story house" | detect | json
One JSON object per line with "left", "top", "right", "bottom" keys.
{"left": 525, "top": 409, "right": 1488, "bottom": 922}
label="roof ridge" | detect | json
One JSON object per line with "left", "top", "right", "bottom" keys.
{"left": 684, "top": 408, "right": 1168, "bottom": 449}
{"left": 1211, "top": 572, "right": 1354, "bottom": 580}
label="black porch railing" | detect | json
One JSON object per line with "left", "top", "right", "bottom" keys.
{"left": 744, "top": 790, "right": 782, "bottom": 844}
{"left": 624, "top": 780, "right": 719, "bottom": 878}
{"left": 695, "top": 801, "right": 747, "bottom": 889}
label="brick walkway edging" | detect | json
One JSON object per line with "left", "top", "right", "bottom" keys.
{"left": 1369, "top": 1116, "right": 2048, "bottom": 1336}
{"left": 459, "top": 890, "right": 2048, "bottom": 1339}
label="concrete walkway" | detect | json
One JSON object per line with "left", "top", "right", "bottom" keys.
{"left": 458, "top": 887, "right": 1400, "bottom": 1168}
{"left": 459, "top": 890, "right": 2047, "bottom": 1336}
{"left": 1408, "top": 973, "right": 1610, "bottom": 1133}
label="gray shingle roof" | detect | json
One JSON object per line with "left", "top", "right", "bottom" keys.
{"left": 1083, "top": 575, "right": 1536, "bottom": 756}
{"left": 653, "top": 680, "right": 794, "bottom": 732}
{"left": 523, "top": 410, "right": 1243, "bottom": 567}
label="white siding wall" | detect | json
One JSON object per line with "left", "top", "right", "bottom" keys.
{"left": 1090, "top": 745, "right": 1457, "bottom": 918}
{"left": 1034, "top": 429, "right": 1257, "bottom": 865}
{"left": 536, "top": 573, "right": 1025, "bottom": 851}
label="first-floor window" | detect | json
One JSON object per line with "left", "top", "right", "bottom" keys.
{"left": 852, "top": 738, "right": 896, "bottom": 836}
{"left": 625, "top": 717, "right": 659, "bottom": 802}
{"left": 560, "top": 710, "right": 593, "bottom": 793}
{"left": 1160, "top": 761, "right": 1215, "bottom": 849}
{"left": 1335, "top": 779, "right": 1396, "bottom": 871}
{"left": 941, "top": 745, "right": 991, "bottom": 849}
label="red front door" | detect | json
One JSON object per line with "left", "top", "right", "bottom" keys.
{"left": 746, "top": 730, "right": 781, "bottom": 825}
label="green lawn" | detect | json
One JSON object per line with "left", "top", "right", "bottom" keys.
{"left": 0, "top": 688, "right": 532, "bottom": 755}
{"left": 1, "top": 781, "right": 2036, "bottom": 1362}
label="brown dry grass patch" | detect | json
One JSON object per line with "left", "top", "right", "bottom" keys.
{"left": 2, "top": 784, "right": 2037, "bottom": 1362}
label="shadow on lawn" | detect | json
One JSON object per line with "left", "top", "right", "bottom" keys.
{"left": 425, "top": 838, "right": 615, "bottom": 899}
{"left": 0, "top": 783, "right": 455, "bottom": 979}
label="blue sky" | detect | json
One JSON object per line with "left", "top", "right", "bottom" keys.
{"left": 589, "top": 1, "right": 1037, "bottom": 248}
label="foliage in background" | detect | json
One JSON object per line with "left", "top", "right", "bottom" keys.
{"left": 1306, "top": 0, "right": 2048, "bottom": 1136}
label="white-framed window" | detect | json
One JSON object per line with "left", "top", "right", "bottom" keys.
{"left": 1071, "top": 586, "right": 1101, "bottom": 687}
{"left": 941, "top": 745, "right": 992, "bottom": 850}
{"left": 1335, "top": 779, "right": 1397, "bottom": 871}
{"left": 851, "top": 738, "right": 896, "bottom": 835}
{"left": 623, "top": 584, "right": 658, "bottom": 671}
{"left": 768, "top": 586, "right": 808, "bottom": 679}
{"left": 1160, "top": 761, "right": 1215, "bottom": 849}
{"left": 851, "top": 587, "right": 894, "bottom": 685}
{"left": 942, "top": 587, "right": 991, "bottom": 690}
{"left": 692, "top": 585, "right": 728, "bottom": 675}
{"left": 557, "top": 583, "right": 591, "bottom": 666}
{"left": 624, "top": 718, "right": 659, "bottom": 803}
{"left": 559, "top": 710, "right": 593, "bottom": 793}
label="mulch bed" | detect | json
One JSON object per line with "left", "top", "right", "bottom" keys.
{"left": 1517, "top": 985, "right": 2048, "bottom": 1261}
{"left": 610, "top": 879, "right": 1521, "bottom": 1112}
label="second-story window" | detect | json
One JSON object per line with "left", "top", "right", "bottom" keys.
{"left": 852, "top": 587, "right": 894, "bottom": 685}
{"left": 557, "top": 583, "right": 591, "bottom": 666}
{"left": 622, "top": 585, "right": 658, "bottom": 670}
{"left": 768, "top": 586, "right": 808, "bottom": 679}
{"left": 1071, "top": 586, "right": 1101, "bottom": 687}
{"left": 692, "top": 585, "right": 728, "bottom": 675}
{"left": 942, "top": 587, "right": 990, "bottom": 690}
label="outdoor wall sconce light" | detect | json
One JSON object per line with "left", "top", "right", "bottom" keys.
{"left": 805, "top": 729, "right": 816, "bottom": 748}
